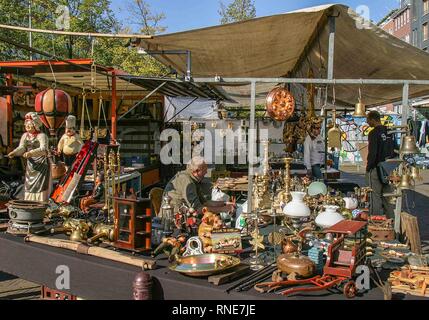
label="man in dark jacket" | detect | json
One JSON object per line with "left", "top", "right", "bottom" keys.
{"left": 365, "top": 111, "right": 396, "bottom": 218}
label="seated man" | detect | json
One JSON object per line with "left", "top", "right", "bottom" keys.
{"left": 80, "top": 173, "right": 105, "bottom": 213}
{"left": 163, "top": 156, "right": 234, "bottom": 218}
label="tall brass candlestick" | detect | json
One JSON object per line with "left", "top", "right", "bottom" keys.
{"left": 280, "top": 157, "right": 293, "bottom": 204}
{"left": 103, "top": 151, "right": 109, "bottom": 211}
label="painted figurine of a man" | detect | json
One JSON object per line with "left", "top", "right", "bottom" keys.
{"left": 8, "top": 112, "right": 51, "bottom": 202}
{"left": 57, "top": 115, "right": 83, "bottom": 168}
{"left": 80, "top": 173, "right": 105, "bottom": 213}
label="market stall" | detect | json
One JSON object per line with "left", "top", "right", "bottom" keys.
{"left": 1, "top": 3, "right": 429, "bottom": 301}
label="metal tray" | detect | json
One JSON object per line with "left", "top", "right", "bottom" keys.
{"left": 169, "top": 254, "right": 241, "bottom": 277}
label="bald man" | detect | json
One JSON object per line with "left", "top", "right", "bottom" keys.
{"left": 162, "top": 156, "right": 234, "bottom": 217}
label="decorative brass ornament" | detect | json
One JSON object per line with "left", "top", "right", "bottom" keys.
{"left": 328, "top": 110, "right": 342, "bottom": 149}
{"left": 353, "top": 98, "right": 367, "bottom": 117}
{"left": 399, "top": 135, "right": 420, "bottom": 155}
{"left": 249, "top": 229, "right": 265, "bottom": 251}
{"left": 266, "top": 87, "right": 295, "bottom": 121}
{"left": 353, "top": 88, "right": 366, "bottom": 117}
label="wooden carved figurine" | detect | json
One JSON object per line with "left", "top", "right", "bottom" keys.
{"left": 198, "top": 208, "right": 224, "bottom": 253}
{"left": 7, "top": 112, "right": 50, "bottom": 202}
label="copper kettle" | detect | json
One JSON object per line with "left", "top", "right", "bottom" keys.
{"left": 276, "top": 253, "right": 316, "bottom": 278}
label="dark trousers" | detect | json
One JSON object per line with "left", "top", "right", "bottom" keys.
{"left": 312, "top": 164, "right": 323, "bottom": 180}
{"left": 365, "top": 168, "right": 394, "bottom": 218}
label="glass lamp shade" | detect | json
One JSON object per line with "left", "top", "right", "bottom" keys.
{"left": 283, "top": 192, "right": 311, "bottom": 218}
{"left": 307, "top": 181, "right": 328, "bottom": 197}
{"left": 315, "top": 205, "right": 344, "bottom": 229}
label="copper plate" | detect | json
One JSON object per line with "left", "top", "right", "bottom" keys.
{"left": 266, "top": 87, "right": 295, "bottom": 121}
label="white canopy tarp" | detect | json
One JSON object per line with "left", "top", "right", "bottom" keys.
{"left": 164, "top": 96, "right": 217, "bottom": 122}
{"left": 142, "top": 4, "right": 429, "bottom": 107}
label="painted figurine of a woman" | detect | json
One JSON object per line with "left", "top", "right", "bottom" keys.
{"left": 8, "top": 112, "right": 51, "bottom": 202}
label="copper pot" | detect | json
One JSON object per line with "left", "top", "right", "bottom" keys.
{"left": 51, "top": 161, "right": 66, "bottom": 179}
{"left": 281, "top": 237, "right": 298, "bottom": 254}
{"left": 276, "top": 253, "right": 315, "bottom": 278}
{"left": 266, "top": 87, "right": 295, "bottom": 121}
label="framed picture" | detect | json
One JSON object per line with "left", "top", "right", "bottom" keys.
{"left": 211, "top": 228, "right": 242, "bottom": 254}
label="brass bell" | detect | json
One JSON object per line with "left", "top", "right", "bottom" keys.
{"left": 410, "top": 166, "right": 422, "bottom": 181}
{"left": 353, "top": 99, "right": 366, "bottom": 117}
{"left": 398, "top": 174, "right": 413, "bottom": 190}
{"left": 399, "top": 135, "right": 420, "bottom": 155}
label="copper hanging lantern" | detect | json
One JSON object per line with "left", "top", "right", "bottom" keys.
{"left": 266, "top": 87, "right": 295, "bottom": 121}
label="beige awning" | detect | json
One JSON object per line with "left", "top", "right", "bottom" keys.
{"left": 141, "top": 4, "right": 429, "bottom": 107}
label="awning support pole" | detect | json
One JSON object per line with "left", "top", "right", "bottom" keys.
{"left": 401, "top": 83, "right": 409, "bottom": 126}
{"left": 247, "top": 81, "right": 256, "bottom": 214}
{"left": 111, "top": 70, "right": 117, "bottom": 144}
{"left": 327, "top": 16, "right": 336, "bottom": 80}
{"left": 394, "top": 83, "right": 410, "bottom": 235}
{"left": 6, "top": 74, "right": 13, "bottom": 147}
{"left": 325, "top": 15, "right": 336, "bottom": 179}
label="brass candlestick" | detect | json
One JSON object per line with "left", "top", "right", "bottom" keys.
{"left": 278, "top": 157, "right": 293, "bottom": 205}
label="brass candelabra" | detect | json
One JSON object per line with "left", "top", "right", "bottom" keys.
{"left": 103, "top": 148, "right": 121, "bottom": 222}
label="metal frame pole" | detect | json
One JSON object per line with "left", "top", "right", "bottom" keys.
{"left": 394, "top": 83, "right": 410, "bottom": 235}
{"left": 247, "top": 81, "right": 256, "bottom": 213}
{"left": 325, "top": 15, "right": 336, "bottom": 180}
{"left": 401, "top": 83, "right": 410, "bottom": 126}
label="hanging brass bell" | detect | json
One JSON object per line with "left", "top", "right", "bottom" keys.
{"left": 398, "top": 173, "right": 413, "bottom": 190}
{"left": 353, "top": 99, "right": 366, "bottom": 117}
{"left": 328, "top": 110, "right": 342, "bottom": 149}
{"left": 399, "top": 135, "right": 420, "bottom": 155}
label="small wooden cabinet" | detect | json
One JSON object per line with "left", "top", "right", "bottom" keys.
{"left": 113, "top": 197, "right": 152, "bottom": 253}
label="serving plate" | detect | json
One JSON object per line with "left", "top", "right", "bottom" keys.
{"left": 169, "top": 254, "right": 241, "bottom": 277}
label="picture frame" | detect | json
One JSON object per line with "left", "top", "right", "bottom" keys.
{"left": 211, "top": 228, "right": 242, "bottom": 254}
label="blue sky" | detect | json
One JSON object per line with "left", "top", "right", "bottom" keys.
{"left": 111, "top": 0, "right": 401, "bottom": 34}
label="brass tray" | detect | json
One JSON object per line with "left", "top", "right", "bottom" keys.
{"left": 169, "top": 254, "right": 241, "bottom": 277}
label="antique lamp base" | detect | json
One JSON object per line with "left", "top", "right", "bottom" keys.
{"left": 7, "top": 221, "right": 46, "bottom": 235}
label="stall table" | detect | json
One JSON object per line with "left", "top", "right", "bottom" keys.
{"left": 0, "top": 232, "right": 420, "bottom": 301}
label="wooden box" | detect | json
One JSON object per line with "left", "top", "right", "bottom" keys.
{"left": 113, "top": 197, "right": 152, "bottom": 253}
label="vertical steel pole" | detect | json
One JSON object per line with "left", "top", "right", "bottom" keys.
{"left": 327, "top": 16, "right": 336, "bottom": 80}
{"left": 325, "top": 16, "right": 336, "bottom": 179}
{"left": 401, "top": 83, "right": 409, "bottom": 126}
{"left": 247, "top": 81, "right": 256, "bottom": 213}
{"left": 394, "top": 83, "right": 409, "bottom": 235}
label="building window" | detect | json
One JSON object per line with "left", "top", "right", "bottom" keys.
{"left": 424, "top": 0, "right": 429, "bottom": 15}
{"left": 407, "top": 9, "right": 410, "bottom": 23}
{"left": 405, "top": 34, "right": 410, "bottom": 43}
{"left": 424, "top": 23, "right": 429, "bottom": 41}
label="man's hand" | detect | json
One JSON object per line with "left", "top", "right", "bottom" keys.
{"left": 7, "top": 152, "right": 14, "bottom": 158}
{"left": 224, "top": 203, "right": 235, "bottom": 214}
{"left": 306, "top": 169, "right": 312, "bottom": 177}
{"left": 22, "top": 152, "right": 30, "bottom": 159}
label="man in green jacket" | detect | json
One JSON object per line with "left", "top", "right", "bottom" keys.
{"left": 163, "top": 156, "right": 234, "bottom": 216}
